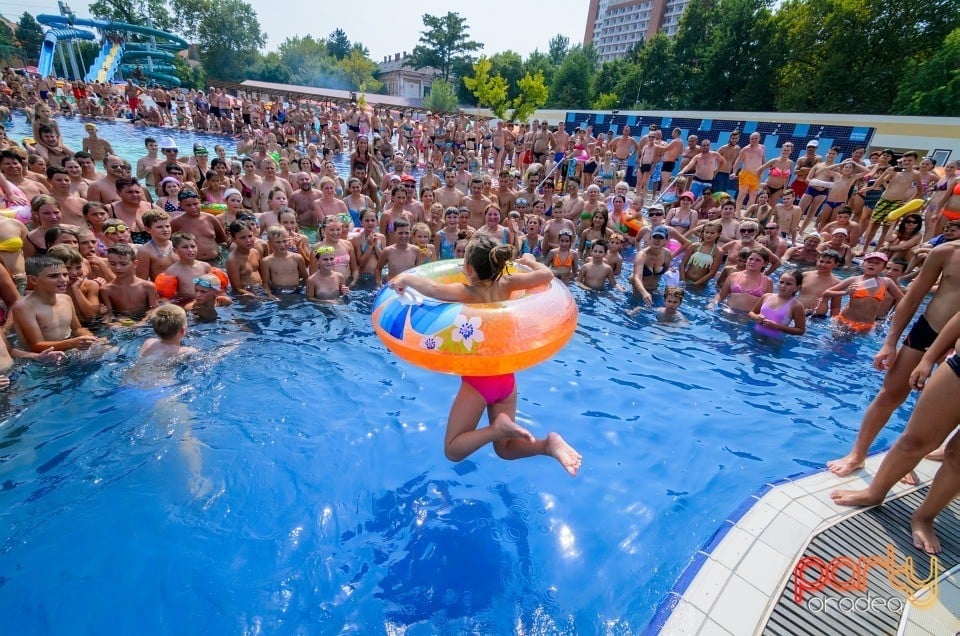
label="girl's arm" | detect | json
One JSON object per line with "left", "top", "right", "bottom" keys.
{"left": 693, "top": 246, "right": 723, "bottom": 286}
{"left": 747, "top": 294, "right": 768, "bottom": 322}
{"left": 712, "top": 274, "right": 733, "bottom": 305}
{"left": 821, "top": 278, "right": 853, "bottom": 297}
{"left": 389, "top": 273, "right": 471, "bottom": 302}
{"left": 505, "top": 254, "right": 554, "bottom": 291}
{"left": 678, "top": 245, "right": 694, "bottom": 282}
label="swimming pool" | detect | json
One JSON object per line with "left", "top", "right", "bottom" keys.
{"left": 0, "top": 117, "right": 915, "bottom": 633}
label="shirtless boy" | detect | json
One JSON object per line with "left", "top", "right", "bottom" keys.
{"left": 47, "top": 245, "right": 101, "bottom": 325}
{"left": 577, "top": 241, "right": 624, "bottom": 291}
{"left": 798, "top": 250, "right": 842, "bottom": 316}
{"left": 225, "top": 220, "right": 263, "bottom": 295}
{"left": 171, "top": 190, "right": 227, "bottom": 263}
{"left": 307, "top": 246, "right": 349, "bottom": 302}
{"left": 139, "top": 304, "right": 198, "bottom": 358}
{"left": 100, "top": 244, "right": 159, "bottom": 323}
{"left": 137, "top": 210, "right": 177, "bottom": 281}
{"left": 375, "top": 219, "right": 421, "bottom": 285}
{"left": 11, "top": 256, "right": 102, "bottom": 352}
{"left": 260, "top": 226, "right": 307, "bottom": 298}
{"left": 859, "top": 151, "right": 921, "bottom": 256}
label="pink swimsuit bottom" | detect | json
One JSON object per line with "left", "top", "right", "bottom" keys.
{"left": 462, "top": 374, "right": 516, "bottom": 405}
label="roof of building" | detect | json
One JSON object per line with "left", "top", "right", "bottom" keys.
{"left": 225, "top": 80, "right": 425, "bottom": 110}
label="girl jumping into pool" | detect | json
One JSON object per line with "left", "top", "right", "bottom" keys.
{"left": 389, "top": 235, "right": 582, "bottom": 476}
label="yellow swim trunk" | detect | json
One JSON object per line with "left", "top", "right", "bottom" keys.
{"left": 738, "top": 170, "right": 760, "bottom": 192}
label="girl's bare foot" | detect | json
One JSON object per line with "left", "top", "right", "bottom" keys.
{"left": 491, "top": 413, "right": 535, "bottom": 443}
{"left": 829, "top": 488, "right": 884, "bottom": 507}
{"left": 546, "top": 432, "right": 582, "bottom": 477}
{"left": 827, "top": 454, "right": 865, "bottom": 477}
{"left": 911, "top": 515, "right": 941, "bottom": 554}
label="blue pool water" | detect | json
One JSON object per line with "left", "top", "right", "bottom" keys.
{"left": 0, "top": 117, "right": 916, "bottom": 633}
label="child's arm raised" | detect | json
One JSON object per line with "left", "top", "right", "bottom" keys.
{"left": 504, "top": 253, "right": 555, "bottom": 292}
{"left": 389, "top": 273, "right": 471, "bottom": 303}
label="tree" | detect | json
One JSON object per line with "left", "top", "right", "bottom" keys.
{"left": 15, "top": 13, "right": 44, "bottom": 62}
{"left": 488, "top": 50, "right": 524, "bottom": 101}
{"left": 172, "top": 54, "right": 207, "bottom": 89}
{"left": 463, "top": 57, "right": 509, "bottom": 118}
{"left": 250, "top": 51, "right": 291, "bottom": 84}
{"left": 422, "top": 79, "right": 459, "bottom": 113}
{"left": 186, "top": 0, "right": 265, "bottom": 82}
{"left": 406, "top": 12, "right": 482, "bottom": 82}
{"left": 690, "top": 0, "right": 776, "bottom": 111}
{"left": 548, "top": 45, "right": 596, "bottom": 108}
{"left": 340, "top": 48, "right": 382, "bottom": 92}
{"left": 522, "top": 49, "right": 556, "bottom": 90}
{"left": 893, "top": 27, "right": 960, "bottom": 116}
{"left": 593, "top": 92, "right": 620, "bottom": 110}
{"left": 89, "top": 0, "right": 176, "bottom": 32}
{"left": 671, "top": 0, "right": 718, "bottom": 108}
{"left": 0, "top": 19, "right": 15, "bottom": 48}
{"left": 327, "top": 28, "right": 351, "bottom": 60}
{"left": 508, "top": 71, "right": 549, "bottom": 122}
{"left": 547, "top": 34, "right": 569, "bottom": 66}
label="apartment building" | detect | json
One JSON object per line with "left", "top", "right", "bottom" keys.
{"left": 584, "top": 0, "right": 689, "bottom": 63}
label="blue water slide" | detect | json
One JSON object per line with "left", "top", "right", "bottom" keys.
{"left": 36, "top": 15, "right": 189, "bottom": 50}
{"left": 38, "top": 28, "right": 96, "bottom": 77}
{"left": 83, "top": 40, "right": 125, "bottom": 82}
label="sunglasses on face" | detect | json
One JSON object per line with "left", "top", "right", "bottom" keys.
{"left": 740, "top": 229, "right": 756, "bottom": 234}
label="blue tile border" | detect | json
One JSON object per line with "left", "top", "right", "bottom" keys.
{"left": 642, "top": 457, "right": 863, "bottom": 634}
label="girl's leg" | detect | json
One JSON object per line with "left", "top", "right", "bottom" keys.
{"left": 911, "top": 430, "right": 960, "bottom": 554}
{"left": 444, "top": 381, "right": 533, "bottom": 462}
{"left": 489, "top": 390, "right": 582, "bottom": 477}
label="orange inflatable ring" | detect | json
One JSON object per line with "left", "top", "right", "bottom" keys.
{"left": 620, "top": 216, "right": 643, "bottom": 237}
{"left": 155, "top": 268, "right": 227, "bottom": 298}
{"left": 201, "top": 203, "right": 227, "bottom": 215}
{"left": 372, "top": 260, "right": 577, "bottom": 376}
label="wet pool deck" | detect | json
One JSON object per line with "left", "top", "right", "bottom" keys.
{"left": 648, "top": 452, "right": 959, "bottom": 635}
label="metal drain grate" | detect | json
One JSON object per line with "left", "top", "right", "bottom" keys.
{"left": 763, "top": 487, "right": 960, "bottom": 636}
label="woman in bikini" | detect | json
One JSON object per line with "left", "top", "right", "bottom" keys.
{"left": 315, "top": 215, "right": 358, "bottom": 283}
{"left": 714, "top": 248, "right": 774, "bottom": 312}
{"left": 680, "top": 220, "right": 723, "bottom": 286}
{"left": 666, "top": 191, "right": 699, "bottom": 231}
{"left": 474, "top": 204, "right": 515, "bottom": 248}
{"left": 344, "top": 178, "right": 376, "bottom": 230}
{"left": 630, "top": 226, "right": 674, "bottom": 305}
{"left": 237, "top": 157, "right": 261, "bottom": 212}
{"left": 314, "top": 177, "right": 350, "bottom": 229}
{"left": 760, "top": 142, "right": 795, "bottom": 204}
{"left": 155, "top": 177, "right": 184, "bottom": 216}
{"left": 926, "top": 160, "right": 956, "bottom": 241}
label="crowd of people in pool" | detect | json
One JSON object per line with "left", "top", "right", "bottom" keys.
{"left": 0, "top": 83, "right": 958, "bottom": 551}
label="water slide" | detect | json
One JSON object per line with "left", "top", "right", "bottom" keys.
{"left": 37, "top": 28, "right": 96, "bottom": 77}
{"left": 36, "top": 14, "right": 188, "bottom": 85}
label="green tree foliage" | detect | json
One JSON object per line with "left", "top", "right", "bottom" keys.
{"left": 250, "top": 51, "right": 291, "bottom": 84}
{"left": 508, "top": 71, "right": 549, "bottom": 122}
{"left": 488, "top": 51, "right": 523, "bottom": 101}
{"left": 548, "top": 45, "right": 596, "bottom": 108}
{"left": 691, "top": 0, "right": 776, "bottom": 111}
{"left": 893, "top": 27, "right": 960, "bottom": 116}
{"left": 593, "top": 92, "right": 619, "bottom": 110}
{"left": 671, "top": 0, "right": 718, "bottom": 103}
{"left": 15, "top": 13, "right": 44, "bottom": 61}
{"left": 89, "top": 0, "right": 176, "bottom": 32}
{"left": 548, "top": 34, "right": 569, "bottom": 66}
{"left": 407, "top": 12, "right": 482, "bottom": 82}
{"left": 463, "top": 57, "right": 509, "bottom": 118}
{"left": 172, "top": 54, "right": 206, "bottom": 89}
{"left": 422, "top": 79, "right": 459, "bottom": 113}
{"left": 522, "top": 49, "right": 555, "bottom": 89}
{"left": 340, "top": 48, "right": 382, "bottom": 93}
{"left": 184, "top": 0, "right": 265, "bottom": 82}
{"left": 327, "top": 29, "right": 351, "bottom": 60}
{"left": 0, "top": 17, "right": 15, "bottom": 47}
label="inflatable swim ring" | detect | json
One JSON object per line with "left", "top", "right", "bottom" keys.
{"left": 886, "top": 198, "right": 924, "bottom": 222}
{"left": 621, "top": 216, "right": 643, "bottom": 238}
{"left": 0, "top": 206, "right": 32, "bottom": 224}
{"left": 201, "top": 203, "right": 227, "bottom": 215}
{"left": 372, "top": 260, "right": 578, "bottom": 376}
{"left": 155, "top": 268, "right": 227, "bottom": 298}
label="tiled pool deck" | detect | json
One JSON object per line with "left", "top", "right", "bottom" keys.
{"left": 648, "top": 453, "right": 959, "bottom": 635}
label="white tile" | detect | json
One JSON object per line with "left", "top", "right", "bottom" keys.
{"left": 756, "top": 512, "right": 813, "bottom": 556}
{"left": 696, "top": 619, "right": 734, "bottom": 636}
{"left": 758, "top": 488, "right": 792, "bottom": 510}
{"left": 792, "top": 493, "right": 849, "bottom": 525}
{"left": 782, "top": 500, "right": 824, "bottom": 531}
{"left": 709, "top": 526, "right": 756, "bottom": 570}
{"left": 683, "top": 560, "right": 733, "bottom": 615}
{"left": 660, "top": 600, "right": 706, "bottom": 635}
{"left": 708, "top": 574, "right": 770, "bottom": 635}
{"left": 793, "top": 470, "right": 842, "bottom": 494}
{"left": 736, "top": 540, "right": 792, "bottom": 592}
{"left": 774, "top": 481, "right": 807, "bottom": 500}
{"left": 736, "top": 501, "right": 780, "bottom": 537}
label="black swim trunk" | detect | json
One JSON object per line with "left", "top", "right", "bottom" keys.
{"left": 661, "top": 160, "right": 676, "bottom": 172}
{"left": 348, "top": 124, "right": 360, "bottom": 133}
{"left": 947, "top": 352, "right": 960, "bottom": 378}
{"left": 640, "top": 163, "right": 652, "bottom": 174}
{"left": 211, "top": 106, "right": 221, "bottom": 117}
{"left": 903, "top": 314, "right": 939, "bottom": 351}
{"left": 243, "top": 113, "right": 251, "bottom": 125}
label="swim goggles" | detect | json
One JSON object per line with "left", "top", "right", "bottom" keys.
{"left": 315, "top": 246, "right": 335, "bottom": 256}
{"left": 104, "top": 224, "right": 128, "bottom": 235}
{"left": 193, "top": 277, "right": 219, "bottom": 290}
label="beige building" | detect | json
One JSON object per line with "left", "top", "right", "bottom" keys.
{"left": 378, "top": 52, "right": 439, "bottom": 101}
{"left": 585, "top": 0, "right": 690, "bottom": 63}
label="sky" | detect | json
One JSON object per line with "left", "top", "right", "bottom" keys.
{"left": 9, "top": 1, "right": 590, "bottom": 61}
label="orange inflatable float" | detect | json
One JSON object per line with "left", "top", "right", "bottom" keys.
{"left": 155, "top": 268, "right": 227, "bottom": 298}
{"left": 372, "top": 260, "right": 578, "bottom": 376}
